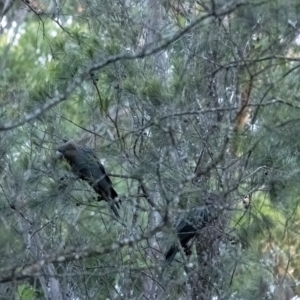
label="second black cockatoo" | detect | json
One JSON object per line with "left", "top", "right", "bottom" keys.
{"left": 165, "top": 193, "right": 221, "bottom": 262}
{"left": 56, "top": 141, "right": 120, "bottom": 218}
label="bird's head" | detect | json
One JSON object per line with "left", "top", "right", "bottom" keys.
{"left": 56, "top": 141, "right": 77, "bottom": 159}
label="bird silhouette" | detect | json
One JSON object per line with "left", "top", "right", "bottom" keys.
{"left": 56, "top": 141, "right": 120, "bottom": 218}
{"left": 165, "top": 206, "right": 213, "bottom": 262}
{"left": 165, "top": 192, "right": 221, "bottom": 262}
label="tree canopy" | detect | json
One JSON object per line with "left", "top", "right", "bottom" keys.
{"left": 1, "top": 0, "right": 300, "bottom": 299}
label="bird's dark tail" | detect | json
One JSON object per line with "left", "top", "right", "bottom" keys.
{"left": 165, "top": 245, "right": 178, "bottom": 263}
{"left": 111, "top": 187, "right": 118, "bottom": 199}
{"left": 110, "top": 203, "right": 120, "bottom": 218}
{"left": 111, "top": 188, "right": 120, "bottom": 209}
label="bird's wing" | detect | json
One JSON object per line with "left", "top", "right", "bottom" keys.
{"left": 80, "top": 146, "right": 118, "bottom": 201}
{"left": 96, "top": 161, "right": 112, "bottom": 185}
{"left": 81, "top": 147, "right": 113, "bottom": 184}
{"left": 176, "top": 218, "right": 189, "bottom": 232}
{"left": 81, "top": 146, "right": 99, "bottom": 160}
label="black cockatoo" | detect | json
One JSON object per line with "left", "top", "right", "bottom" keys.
{"left": 56, "top": 141, "right": 120, "bottom": 218}
{"left": 165, "top": 193, "right": 221, "bottom": 262}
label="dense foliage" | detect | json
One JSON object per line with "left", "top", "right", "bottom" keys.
{"left": 1, "top": 0, "right": 300, "bottom": 299}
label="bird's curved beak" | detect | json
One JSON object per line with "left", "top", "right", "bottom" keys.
{"left": 56, "top": 150, "right": 64, "bottom": 159}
